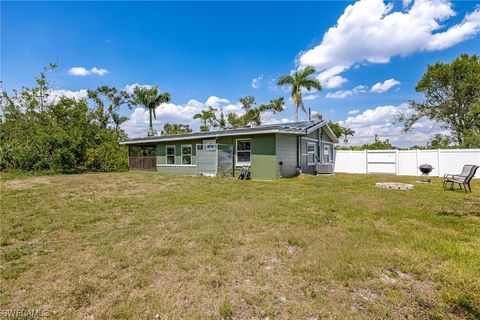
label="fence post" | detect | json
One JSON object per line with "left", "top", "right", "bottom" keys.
{"left": 415, "top": 149, "right": 419, "bottom": 176}
{"left": 395, "top": 149, "right": 399, "bottom": 175}
{"left": 365, "top": 149, "right": 368, "bottom": 174}
{"left": 437, "top": 148, "right": 441, "bottom": 177}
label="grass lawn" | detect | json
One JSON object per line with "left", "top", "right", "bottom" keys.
{"left": 1, "top": 172, "right": 479, "bottom": 319}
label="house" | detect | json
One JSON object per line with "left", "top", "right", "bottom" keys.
{"left": 120, "top": 120, "right": 338, "bottom": 180}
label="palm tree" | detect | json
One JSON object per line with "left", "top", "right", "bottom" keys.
{"left": 130, "top": 86, "right": 171, "bottom": 136}
{"left": 277, "top": 66, "right": 322, "bottom": 122}
{"left": 312, "top": 113, "right": 324, "bottom": 121}
{"left": 193, "top": 106, "right": 217, "bottom": 132}
{"left": 112, "top": 112, "right": 129, "bottom": 133}
{"left": 341, "top": 127, "right": 355, "bottom": 144}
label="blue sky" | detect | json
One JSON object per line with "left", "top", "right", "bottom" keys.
{"left": 2, "top": 0, "right": 480, "bottom": 146}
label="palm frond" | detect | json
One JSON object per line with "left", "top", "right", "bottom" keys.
{"left": 276, "top": 75, "right": 295, "bottom": 86}
{"left": 301, "top": 66, "right": 316, "bottom": 78}
{"left": 300, "top": 79, "right": 322, "bottom": 91}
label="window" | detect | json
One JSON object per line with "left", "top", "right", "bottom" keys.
{"left": 236, "top": 139, "right": 251, "bottom": 166}
{"left": 323, "top": 145, "right": 331, "bottom": 163}
{"left": 307, "top": 142, "right": 316, "bottom": 165}
{"left": 166, "top": 145, "right": 175, "bottom": 164}
{"left": 181, "top": 145, "right": 192, "bottom": 165}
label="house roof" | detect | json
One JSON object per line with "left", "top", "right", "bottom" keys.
{"left": 120, "top": 120, "right": 338, "bottom": 145}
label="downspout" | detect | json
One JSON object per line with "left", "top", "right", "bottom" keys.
{"left": 297, "top": 136, "right": 301, "bottom": 169}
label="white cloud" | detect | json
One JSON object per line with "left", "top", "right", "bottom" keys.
{"left": 251, "top": 75, "right": 263, "bottom": 89}
{"left": 121, "top": 95, "right": 242, "bottom": 137}
{"left": 348, "top": 109, "right": 360, "bottom": 115}
{"left": 299, "top": 0, "right": 480, "bottom": 85}
{"left": 123, "top": 83, "right": 153, "bottom": 94}
{"left": 303, "top": 94, "right": 319, "bottom": 101}
{"left": 338, "top": 103, "right": 449, "bottom": 147}
{"left": 90, "top": 67, "right": 108, "bottom": 76}
{"left": 323, "top": 75, "right": 348, "bottom": 89}
{"left": 68, "top": 67, "right": 90, "bottom": 76}
{"left": 371, "top": 78, "right": 401, "bottom": 93}
{"left": 47, "top": 89, "right": 89, "bottom": 103}
{"left": 326, "top": 85, "right": 368, "bottom": 99}
{"left": 68, "top": 66, "right": 109, "bottom": 76}
{"left": 205, "top": 96, "right": 230, "bottom": 107}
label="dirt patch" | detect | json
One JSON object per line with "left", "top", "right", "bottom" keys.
{"left": 4, "top": 177, "right": 51, "bottom": 190}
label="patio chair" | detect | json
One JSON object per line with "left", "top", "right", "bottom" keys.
{"left": 443, "top": 165, "right": 479, "bottom": 192}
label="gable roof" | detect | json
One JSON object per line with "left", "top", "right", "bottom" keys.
{"left": 120, "top": 120, "right": 338, "bottom": 145}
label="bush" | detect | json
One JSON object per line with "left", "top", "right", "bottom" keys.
{"left": 0, "top": 67, "right": 129, "bottom": 173}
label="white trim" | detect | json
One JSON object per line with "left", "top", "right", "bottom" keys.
{"left": 181, "top": 144, "right": 193, "bottom": 165}
{"left": 166, "top": 145, "right": 176, "bottom": 165}
{"left": 235, "top": 138, "right": 251, "bottom": 167}
{"left": 302, "top": 137, "right": 319, "bottom": 142}
{"left": 157, "top": 164, "right": 196, "bottom": 167}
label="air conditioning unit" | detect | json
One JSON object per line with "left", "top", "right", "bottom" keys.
{"left": 316, "top": 163, "right": 334, "bottom": 175}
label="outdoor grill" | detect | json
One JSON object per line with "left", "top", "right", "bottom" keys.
{"left": 418, "top": 164, "right": 433, "bottom": 183}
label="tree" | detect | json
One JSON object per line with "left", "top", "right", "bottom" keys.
{"left": 400, "top": 54, "right": 480, "bottom": 146}
{"left": 426, "top": 134, "right": 454, "bottom": 149}
{"left": 161, "top": 123, "right": 192, "bottom": 135}
{"left": 277, "top": 66, "right": 322, "bottom": 122}
{"left": 226, "top": 96, "right": 285, "bottom": 128}
{"left": 130, "top": 86, "right": 171, "bottom": 136}
{"left": 193, "top": 106, "right": 217, "bottom": 132}
{"left": 0, "top": 65, "right": 128, "bottom": 173}
{"left": 217, "top": 108, "right": 227, "bottom": 129}
{"left": 112, "top": 112, "right": 129, "bottom": 133}
{"left": 362, "top": 135, "right": 394, "bottom": 150}
{"left": 326, "top": 121, "right": 355, "bottom": 144}
{"left": 87, "top": 86, "right": 131, "bottom": 127}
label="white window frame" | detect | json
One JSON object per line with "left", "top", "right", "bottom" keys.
{"left": 181, "top": 144, "right": 192, "bottom": 165}
{"left": 166, "top": 145, "right": 176, "bottom": 165}
{"left": 307, "top": 141, "right": 317, "bottom": 166}
{"left": 236, "top": 138, "right": 251, "bottom": 167}
{"left": 323, "top": 144, "right": 331, "bottom": 163}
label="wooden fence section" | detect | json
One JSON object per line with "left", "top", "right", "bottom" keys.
{"left": 129, "top": 156, "right": 157, "bottom": 171}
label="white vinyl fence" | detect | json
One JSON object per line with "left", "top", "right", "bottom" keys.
{"left": 335, "top": 149, "right": 480, "bottom": 178}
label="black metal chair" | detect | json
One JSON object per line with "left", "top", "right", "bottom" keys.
{"left": 443, "top": 165, "right": 479, "bottom": 192}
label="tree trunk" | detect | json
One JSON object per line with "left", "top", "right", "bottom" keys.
{"left": 148, "top": 108, "right": 154, "bottom": 136}
{"left": 294, "top": 101, "right": 298, "bottom": 122}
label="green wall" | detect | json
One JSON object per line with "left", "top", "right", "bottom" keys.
{"left": 152, "top": 134, "right": 278, "bottom": 179}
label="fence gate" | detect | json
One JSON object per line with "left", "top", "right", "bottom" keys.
{"left": 196, "top": 144, "right": 233, "bottom": 177}
{"left": 366, "top": 150, "right": 397, "bottom": 174}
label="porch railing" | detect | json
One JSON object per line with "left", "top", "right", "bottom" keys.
{"left": 128, "top": 156, "right": 157, "bottom": 171}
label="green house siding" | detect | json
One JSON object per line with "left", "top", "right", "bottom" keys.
{"left": 250, "top": 134, "right": 277, "bottom": 180}
{"left": 155, "top": 139, "right": 199, "bottom": 175}
{"left": 276, "top": 134, "right": 298, "bottom": 178}
{"left": 130, "top": 132, "right": 309, "bottom": 179}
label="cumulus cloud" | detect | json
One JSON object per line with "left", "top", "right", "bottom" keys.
{"left": 326, "top": 85, "right": 368, "bottom": 99}
{"left": 299, "top": 0, "right": 480, "bottom": 86}
{"left": 303, "top": 94, "right": 319, "bottom": 101}
{"left": 123, "top": 83, "right": 153, "bottom": 94}
{"left": 121, "top": 95, "right": 242, "bottom": 138}
{"left": 47, "top": 89, "right": 89, "bottom": 103}
{"left": 338, "top": 103, "right": 449, "bottom": 147}
{"left": 205, "top": 96, "right": 230, "bottom": 107}
{"left": 251, "top": 75, "right": 263, "bottom": 89}
{"left": 68, "top": 66, "right": 109, "bottom": 76}
{"left": 348, "top": 109, "right": 360, "bottom": 115}
{"left": 371, "top": 78, "right": 401, "bottom": 93}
